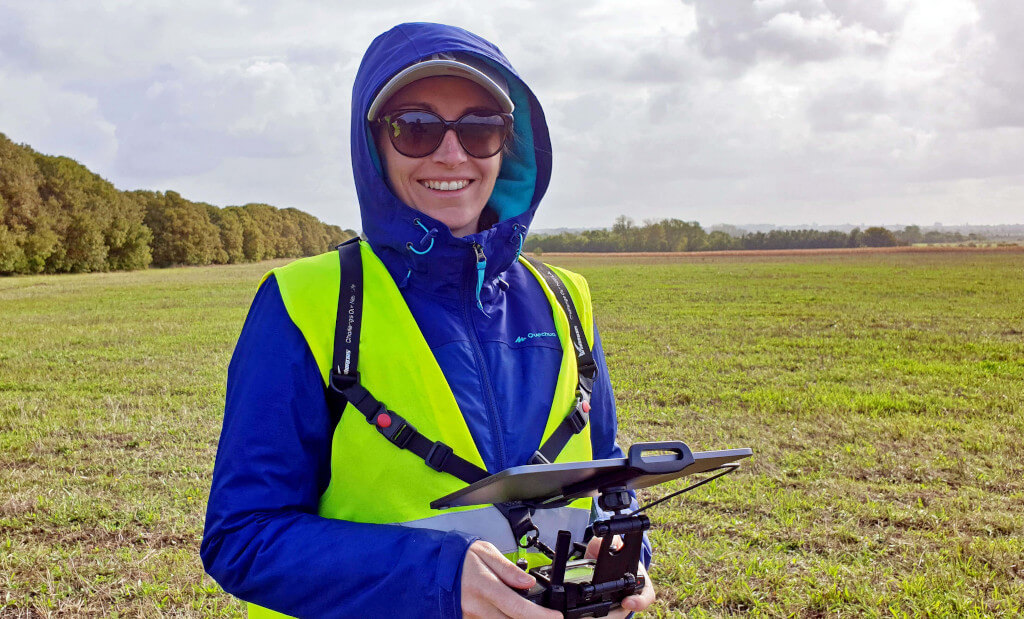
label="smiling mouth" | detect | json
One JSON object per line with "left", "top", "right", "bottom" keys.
{"left": 420, "top": 179, "right": 472, "bottom": 191}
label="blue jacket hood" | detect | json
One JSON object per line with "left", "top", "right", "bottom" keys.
{"left": 351, "top": 23, "right": 552, "bottom": 297}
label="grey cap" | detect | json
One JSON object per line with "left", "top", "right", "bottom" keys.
{"left": 366, "top": 52, "right": 514, "bottom": 121}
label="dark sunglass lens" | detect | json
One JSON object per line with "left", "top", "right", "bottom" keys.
{"left": 388, "top": 111, "right": 444, "bottom": 157}
{"left": 457, "top": 113, "right": 508, "bottom": 157}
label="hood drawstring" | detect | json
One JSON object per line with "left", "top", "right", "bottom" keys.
{"left": 401, "top": 219, "right": 438, "bottom": 288}
{"left": 510, "top": 223, "right": 526, "bottom": 261}
{"left": 472, "top": 243, "right": 487, "bottom": 314}
{"left": 402, "top": 220, "right": 521, "bottom": 313}
{"left": 407, "top": 219, "right": 437, "bottom": 255}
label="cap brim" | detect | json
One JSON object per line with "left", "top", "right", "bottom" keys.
{"left": 367, "top": 59, "right": 514, "bottom": 121}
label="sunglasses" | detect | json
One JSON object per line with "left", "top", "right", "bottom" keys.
{"left": 377, "top": 110, "right": 513, "bottom": 159}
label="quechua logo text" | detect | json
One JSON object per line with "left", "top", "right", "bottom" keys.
{"left": 515, "top": 332, "right": 557, "bottom": 344}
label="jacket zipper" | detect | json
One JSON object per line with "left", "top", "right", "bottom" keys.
{"left": 464, "top": 242, "right": 506, "bottom": 471}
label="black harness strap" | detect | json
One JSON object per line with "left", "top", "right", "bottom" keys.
{"left": 322, "top": 245, "right": 595, "bottom": 487}
{"left": 320, "top": 243, "right": 599, "bottom": 545}
{"left": 324, "top": 238, "right": 362, "bottom": 419}
{"left": 334, "top": 238, "right": 363, "bottom": 379}
{"left": 325, "top": 239, "right": 488, "bottom": 485}
{"left": 523, "top": 256, "right": 597, "bottom": 465}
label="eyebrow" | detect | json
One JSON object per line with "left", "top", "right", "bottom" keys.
{"left": 390, "top": 101, "right": 436, "bottom": 112}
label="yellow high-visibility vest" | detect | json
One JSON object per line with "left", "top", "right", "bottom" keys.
{"left": 248, "top": 242, "right": 595, "bottom": 618}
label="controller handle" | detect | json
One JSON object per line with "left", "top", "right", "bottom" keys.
{"left": 626, "top": 441, "right": 695, "bottom": 475}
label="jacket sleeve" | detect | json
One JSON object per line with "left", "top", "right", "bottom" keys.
{"left": 587, "top": 326, "right": 654, "bottom": 569}
{"left": 201, "top": 275, "right": 476, "bottom": 618}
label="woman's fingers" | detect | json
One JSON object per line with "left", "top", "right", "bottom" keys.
{"left": 474, "top": 540, "right": 535, "bottom": 589}
{"left": 584, "top": 534, "right": 624, "bottom": 559}
{"left": 618, "top": 560, "right": 656, "bottom": 614}
{"left": 465, "top": 538, "right": 654, "bottom": 618}
{"left": 461, "top": 541, "right": 561, "bottom": 619}
{"left": 582, "top": 537, "right": 656, "bottom": 618}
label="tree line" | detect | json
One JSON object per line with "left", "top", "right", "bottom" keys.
{"left": 525, "top": 217, "right": 985, "bottom": 254}
{"left": 0, "top": 133, "right": 354, "bottom": 275}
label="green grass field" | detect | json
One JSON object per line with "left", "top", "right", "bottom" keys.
{"left": 1, "top": 248, "right": 1022, "bottom": 617}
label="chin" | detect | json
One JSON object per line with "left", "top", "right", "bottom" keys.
{"left": 426, "top": 208, "right": 481, "bottom": 237}
{"left": 439, "top": 214, "right": 478, "bottom": 236}
{"left": 414, "top": 201, "right": 484, "bottom": 234}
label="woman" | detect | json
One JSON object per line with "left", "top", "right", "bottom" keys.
{"left": 202, "top": 23, "right": 654, "bottom": 618}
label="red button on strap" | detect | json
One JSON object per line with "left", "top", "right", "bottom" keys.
{"left": 377, "top": 413, "right": 392, "bottom": 428}
{"left": 581, "top": 401, "right": 591, "bottom": 413}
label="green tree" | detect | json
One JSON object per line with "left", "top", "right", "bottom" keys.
{"left": 102, "top": 192, "right": 152, "bottom": 271}
{"left": 898, "top": 225, "right": 923, "bottom": 245}
{"left": 240, "top": 204, "right": 276, "bottom": 260}
{"left": 139, "top": 191, "right": 224, "bottom": 267}
{"left": 848, "top": 227, "right": 863, "bottom": 248}
{"left": 661, "top": 219, "right": 707, "bottom": 251}
{"left": 862, "top": 226, "right": 901, "bottom": 247}
{"left": 2, "top": 131, "right": 353, "bottom": 274}
{"left": 0, "top": 133, "right": 46, "bottom": 273}
{"left": 707, "top": 230, "right": 738, "bottom": 250}
{"left": 34, "top": 155, "right": 110, "bottom": 272}
{"left": 275, "top": 208, "right": 303, "bottom": 258}
{"left": 213, "top": 206, "right": 246, "bottom": 263}
{"left": 0, "top": 221, "right": 24, "bottom": 273}
{"left": 20, "top": 221, "right": 60, "bottom": 273}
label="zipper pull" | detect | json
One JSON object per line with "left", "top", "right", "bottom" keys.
{"left": 472, "top": 243, "right": 487, "bottom": 311}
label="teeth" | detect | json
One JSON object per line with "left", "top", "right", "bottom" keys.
{"left": 422, "top": 179, "right": 469, "bottom": 191}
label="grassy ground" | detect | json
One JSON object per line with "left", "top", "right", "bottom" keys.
{"left": 0, "top": 262, "right": 282, "bottom": 617}
{"left": 1, "top": 249, "right": 1022, "bottom": 616}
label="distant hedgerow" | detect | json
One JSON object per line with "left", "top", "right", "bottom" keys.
{"left": 0, "top": 132, "right": 354, "bottom": 274}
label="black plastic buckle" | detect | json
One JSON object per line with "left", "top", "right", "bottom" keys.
{"left": 425, "top": 441, "right": 453, "bottom": 472}
{"left": 495, "top": 501, "right": 538, "bottom": 547}
{"left": 374, "top": 409, "right": 416, "bottom": 449}
{"left": 328, "top": 369, "right": 358, "bottom": 394}
{"left": 567, "top": 406, "right": 587, "bottom": 434}
{"left": 529, "top": 450, "right": 551, "bottom": 465}
{"left": 366, "top": 401, "right": 389, "bottom": 425}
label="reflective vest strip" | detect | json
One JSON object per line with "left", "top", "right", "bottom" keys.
{"left": 400, "top": 505, "right": 591, "bottom": 555}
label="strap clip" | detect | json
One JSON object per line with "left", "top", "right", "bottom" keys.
{"left": 528, "top": 450, "right": 551, "bottom": 465}
{"left": 425, "top": 441, "right": 454, "bottom": 472}
{"left": 567, "top": 406, "right": 588, "bottom": 434}
{"left": 372, "top": 407, "right": 415, "bottom": 449}
{"left": 328, "top": 368, "right": 358, "bottom": 393}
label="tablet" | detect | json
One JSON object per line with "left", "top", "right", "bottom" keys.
{"left": 431, "top": 442, "right": 752, "bottom": 510}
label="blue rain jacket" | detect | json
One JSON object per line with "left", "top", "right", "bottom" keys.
{"left": 201, "top": 22, "right": 650, "bottom": 617}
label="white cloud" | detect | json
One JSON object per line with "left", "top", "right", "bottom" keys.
{"left": 757, "top": 10, "right": 890, "bottom": 59}
{"left": 0, "top": 69, "right": 117, "bottom": 169}
{"left": 0, "top": 0, "right": 1021, "bottom": 229}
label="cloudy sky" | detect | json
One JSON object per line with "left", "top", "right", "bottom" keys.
{"left": 1, "top": 0, "right": 1021, "bottom": 230}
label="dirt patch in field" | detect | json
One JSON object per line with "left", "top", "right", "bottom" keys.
{"left": 0, "top": 497, "right": 39, "bottom": 518}
{"left": 2, "top": 458, "right": 40, "bottom": 472}
{"left": 9, "top": 525, "right": 196, "bottom": 551}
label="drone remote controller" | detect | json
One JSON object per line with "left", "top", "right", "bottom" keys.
{"left": 432, "top": 441, "right": 752, "bottom": 618}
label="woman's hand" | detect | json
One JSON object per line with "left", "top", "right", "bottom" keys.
{"left": 461, "top": 540, "right": 562, "bottom": 618}
{"left": 584, "top": 536, "right": 657, "bottom": 617}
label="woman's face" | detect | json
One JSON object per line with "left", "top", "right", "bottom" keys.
{"left": 377, "top": 76, "right": 503, "bottom": 238}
